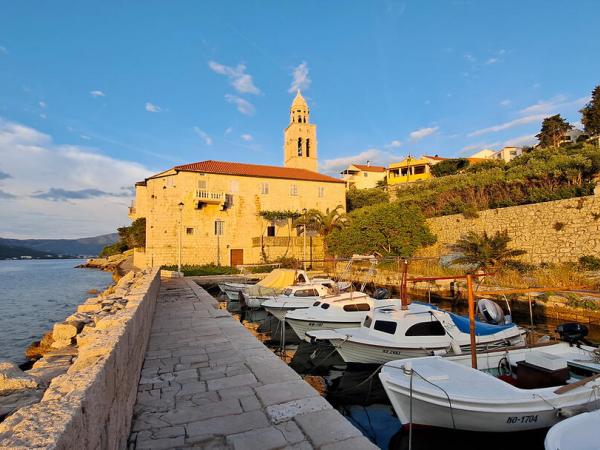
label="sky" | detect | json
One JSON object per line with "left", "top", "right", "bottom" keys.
{"left": 1, "top": 1, "right": 599, "bottom": 239}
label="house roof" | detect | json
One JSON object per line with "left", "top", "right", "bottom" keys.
{"left": 351, "top": 164, "right": 387, "bottom": 172}
{"left": 170, "top": 160, "right": 345, "bottom": 184}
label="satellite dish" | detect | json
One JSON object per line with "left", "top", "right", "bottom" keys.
{"left": 477, "top": 299, "right": 506, "bottom": 325}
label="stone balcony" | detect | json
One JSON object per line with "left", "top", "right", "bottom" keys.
{"left": 195, "top": 189, "right": 226, "bottom": 205}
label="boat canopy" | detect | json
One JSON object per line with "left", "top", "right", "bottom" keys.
{"left": 246, "top": 269, "right": 302, "bottom": 296}
{"left": 449, "top": 312, "right": 515, "bottom": 336}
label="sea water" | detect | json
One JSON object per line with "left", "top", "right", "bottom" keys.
{"left": 0, "top": 259, "right": 113, "bottom": 364}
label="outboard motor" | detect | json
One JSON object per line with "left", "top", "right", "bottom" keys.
{"left": 556, "top": 323, "right": 590, "bottom": 346}
{"left": 477, "top": 298, "right": 508, "bottom": 325}
{"left": 373, "top": 288, "right": 391, "bottom": 300}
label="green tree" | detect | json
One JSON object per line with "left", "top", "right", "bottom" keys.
{"left": 581, "top": 85, "right": 600, "bottom": 136}
{"left": 118, "top": 218, "right": 146, "bottom": 248}
{"left": 326, "top": 202, "right": 436, "bottom": 257}
{"left": 430, "top": 158, "right": 470, "bottom": 177}
{"left": 448, "top": 230, "right": 526, "bottom": 271}
{"left": 346, "top": 187, "right": 389, "bottom": 212}
{"left": 536, "top": 114, "right": 573, "bottom": 148}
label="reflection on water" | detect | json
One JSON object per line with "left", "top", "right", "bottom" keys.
{"left": 0, "top": 259, "right": 113, "bottom": 364}
{"left": 208, "top": 287, "right": 599, "bottom": 450}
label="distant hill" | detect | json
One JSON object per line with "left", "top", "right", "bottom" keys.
{"left": 0, "top": 243, "right": 58, "bottom": 259}
{"left": 0, "top": 233, "right": 119, "bottom": 257}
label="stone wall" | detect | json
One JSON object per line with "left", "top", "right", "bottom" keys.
{"left": 417, "top": 194, "right": 600, "bottom": 264}
{"left": 0, "top": 268, "right": 160, "bottom": 449}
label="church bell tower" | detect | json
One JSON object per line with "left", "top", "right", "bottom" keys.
{"left": 284, "top": 90, "right": 318, "bottom": 172}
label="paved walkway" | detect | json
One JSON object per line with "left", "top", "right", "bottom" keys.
{"left": 128, "top": 278, "right": 377, "bottom": 450}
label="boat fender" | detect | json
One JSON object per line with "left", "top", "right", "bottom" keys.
{"left": 450, "top": 340, "right": 462, "bottom": 355}
{"left": 432, "top": 349, "right": 447, "bottom": 356}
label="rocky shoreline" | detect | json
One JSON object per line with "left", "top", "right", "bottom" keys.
{"left": 0, "top": 269, "right": 147, "bottom": 422}
{"left": 76, "top": 248, "right": 135, "bottom": 279}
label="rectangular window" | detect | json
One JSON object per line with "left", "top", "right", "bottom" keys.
{"left": 413, "top": 165, "right": 426, "bottom": 175}
{"left": 267, "top": 225, "right": 276, "bottom": 237}
{"left": 290, "top": 184, "right": 298, "bottom": 196}
{"left": 165, "top": 176, "right": 174, "bottom": 187}
{"left": 186, "top": 227, "right": 194, "bottom": 235}
{"left": 230, "top": 180, "right": 239, "bottom": 192}
{"left": 260, "top": 182, "right": 269, "bottom": 195}
{"left": 198, "top": 179, "right": 207, "bottom": 190}
{"left": 214, "top": 220, "right": 224, "bottom": 236}
{"left": 364, "top": 172, "right": 368, "bottom": 177}
{"left": 318, "top": 187, "right": 325, "bottom": 198}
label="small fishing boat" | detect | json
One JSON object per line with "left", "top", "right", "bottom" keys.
{"left": 253, "top": 282, "right": 333, "bottom": 314}
{"left": 241, "top": 277, "right": 339, "bottom": 309}
{"left": 379, "top": 342, "right": 600, "bottom": 432}
{"left": 285, "top": 292, "right": 398, "bottom": 339}
{"left": 306, "top": 302, "right": 526, "bottom": 364}
{"left": 545, "top": 409, "right": 600, "bottom": 450}
{"left": 221, "top": 269, "right": 310, "bottom": 303}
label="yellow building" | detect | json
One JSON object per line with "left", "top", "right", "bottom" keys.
{"left": 387, "top": 155, "right": 444, "bottom": 185}
{"left": 340, "top": 163, "right": 387, "bottom": 189}
{"left": 130, "top": 93, "right": 346, "bottom": 268}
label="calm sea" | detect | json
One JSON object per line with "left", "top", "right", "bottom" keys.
{"left": 0, "top": 259, "right": 113, "bottom": 364}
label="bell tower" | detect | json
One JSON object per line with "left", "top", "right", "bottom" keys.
{"left": 284, "top": 90, "right": 318, "bottom": 172}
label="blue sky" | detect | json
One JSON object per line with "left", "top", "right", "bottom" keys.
{"left": 1, "top": 1, "right": 599, "bottom": 238}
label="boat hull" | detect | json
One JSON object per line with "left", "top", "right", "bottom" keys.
{"left": 286, "top": 318, "right": 361, "bottom": 340}
{"left": 329, "top": 338, "right": 446, "bottom": 364}
{"left": 264, "top": 305, "right": 309, "bottom": 322}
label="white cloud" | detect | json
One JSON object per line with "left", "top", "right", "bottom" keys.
{"left": 485, "top": 58, "right": 499, "bottom": 65}
{"left": 467, "top": 114, "right": 546, "bottom": 137}
{"left": 39, "top": 113, "right": 47, "bottom": 119}
{"left": 225, "top": 94, "right": 255, "bottom": 116}
{"left": 288, "top": 62, "right": 311, "bottom": 93}
{"left": 320, "top": 148, "right": 401, "bottom": 175}
{"left": 145, "top": 102, "right": 161, "bottom": 113}
{"left": 39, "top": 101, "right": 47, "bottom": 108}
{"left": 463, "top": 53, "right": 475, "bottom": 62}
{"left": 0, "top": 119, "right": 152, "bottom": 238}
{"left": 224, "top": 126, "right": 233, "bottom": 135}
{"left": 503, "top": 134, "right": 538, "bottom": 147}
{"left": 409, "top": 126, "right": 438, "bottom": 141}
{"left": 90, "top": 90, "right": 106, "bottom": 98}
{"left": 240, "top": 134, "right": 253, "bottom": 142}
{"left": 80, "top": 135, "right": 91, "bottom": 140}
{"left": 500, "top": 99, "right": 511, "bottom": 107}
{"left": 208, "top": 61, "right": 260, "bottom": 95}
{"left": 193, "top": 127, "right": 213, "bottom": 146}
{"left": 385, "top": 140, "right": 402, "bottom": 148}
{"left": 519, "top": 95, "right": 588, "bottom": 116}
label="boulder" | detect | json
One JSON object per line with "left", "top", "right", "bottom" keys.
{"left": 0, "top": 389, "right": 43, "bottom": 420}
{"left": 52, "top": 323, "right": 78, "bottom": 341}
{"left": 25, "top": 332, "right": 54, "bottom": 360}
{"left": 0, "top": 361, "right": 39, "bottom": 393}
{"left": 50, "top": 339, "right": 72, "bottom": 349}
{"left": 77, "top": 303, "right": 102, "bottom": 313}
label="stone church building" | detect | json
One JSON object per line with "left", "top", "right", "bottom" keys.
{"left": 129, "top": 91, "right": 346, "bottom": 268}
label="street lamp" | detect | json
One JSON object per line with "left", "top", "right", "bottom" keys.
{"left": 302, "top": 208, "right": 307, "bottom": 271}
{"left": 178, "top": 202, "right": 184, "bottom": 275}
{"left": 215, "top": 219, "right": 224, "bottom": 266}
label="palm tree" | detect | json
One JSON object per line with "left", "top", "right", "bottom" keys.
{"left": 295, "top": 205, "right": 348, "bottom": 256}
{"left": 448, "top": 230, "right": 526, "bottom": 271}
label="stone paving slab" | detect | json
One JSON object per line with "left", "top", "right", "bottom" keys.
{"left": 128, "top": 277, "right": 378, "bottom": 449}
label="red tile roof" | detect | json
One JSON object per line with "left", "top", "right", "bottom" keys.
{"left": 172, "top": 160, "right": 345, "bottom": 184}
{"left": 351, "top": 164, "right": 387, "bottom": 172}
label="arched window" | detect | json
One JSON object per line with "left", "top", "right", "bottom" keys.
{"left": 298, "top": 116, "right": 302, "bottom": 123}
{"left": 297, "top": 138, "right": 302, "bottom": 156}
{"left": 306, "top": 139, "right": 310, "bottom": 157}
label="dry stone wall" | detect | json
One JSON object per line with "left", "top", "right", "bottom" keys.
{"left": 0, "top": 268, "right": 160, "bottom": 449}
{"left": 416, "top": 194, "right": 600, "bottom": 264}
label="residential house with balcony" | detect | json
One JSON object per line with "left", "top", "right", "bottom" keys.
{"left": 387, "top": 155, "right": 445, "bottom": 185}
{"left": 340, "top": 163, "right": 387, "bottom": 189}
{"left": 129, "top": 92, "right": 346, "bottom": 268}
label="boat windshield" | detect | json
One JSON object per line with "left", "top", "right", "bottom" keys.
{"left": 283, "top": 288, "right": 293, "bottom": 296}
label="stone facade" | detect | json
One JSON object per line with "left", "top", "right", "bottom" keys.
{"left": 284, "top": 91, "right": 317, "bottom": 172}
{"left": 417, "top": 194, "right": 600, "bottom": 264}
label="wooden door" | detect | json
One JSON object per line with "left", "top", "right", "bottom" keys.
{"left": 230, "top": 249, "right": 243, "bottom": 267}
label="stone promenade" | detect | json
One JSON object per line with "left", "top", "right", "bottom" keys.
{"left": 128, "top": 277, "right": 378, "bottom": 450}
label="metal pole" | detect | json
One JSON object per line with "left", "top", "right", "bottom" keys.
{"left": 467, "top": 274, "right": 477, "bottom": 369}
{"left": 303, "top": 223, "right": 307, "bottom": 272}
{"left": 178, "top": 208, "right": 182, "bottom": 273}
{"left": 217, "top": 233, "right": 220, "bottom": 266}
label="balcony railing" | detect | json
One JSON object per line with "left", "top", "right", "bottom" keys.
{"left": 195, "top": 190, "right": 225, "bottom": 204}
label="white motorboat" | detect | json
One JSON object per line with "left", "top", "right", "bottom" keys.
{"left": 306, "top": 303, "right": 526, "bottom": 364}
{"left": 285, "top": 292, "right": 398, "bottom": 340}
{"left": 222, "top": 269, "right": 311, "bottom": 303}
{"left": 262, "top": 284, "right": 335, "bottom": 321}
{"left": 379, "top": 343, "right": 600, "bottom": 432}
{"left": 545, "top": 409, "right": 600, "bottom": 450}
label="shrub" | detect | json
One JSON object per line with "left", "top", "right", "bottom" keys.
{"left": 346, "top": 188, "right": 389, "bottom": 212}
{"left": 326, "top": 202, "right": 436, "bottom": 257}
{"left": 99, "top": 241, "right": 129, "bottom": 257}
{"left": 161, "top": 264, "right": 240, "bottom": 276}
{"left": 430, "top": 159, "right": 470, "bottom": 177}
{"left": 273, "top": 256, "right": 300, "bottom": 269}
{"left": 578, "top": 255, "right": 600, "bottom": 271}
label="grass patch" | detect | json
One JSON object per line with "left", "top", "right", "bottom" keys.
{"left": 162, "top": 264, "right": 240, "bottom": 276}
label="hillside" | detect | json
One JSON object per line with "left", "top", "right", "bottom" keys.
{"left": 0, "top": 243, "right": 58, "bottom": 259}
{"left": 0, "top": 233, "right": 119, "bottom": 257}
